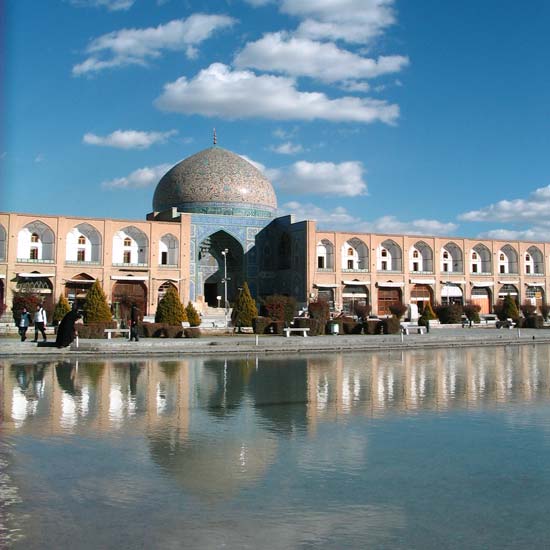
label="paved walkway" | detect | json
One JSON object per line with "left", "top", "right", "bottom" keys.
{"left": 1, "top": 327, "right": 549, "bottom": 358}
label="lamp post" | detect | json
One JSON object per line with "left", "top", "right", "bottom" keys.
{"left": 221, "top": 248, "right": 229, "bottom": 326}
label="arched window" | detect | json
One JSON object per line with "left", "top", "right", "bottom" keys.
{"left": 341, "top": 238, "right": 369, "bottom": 271}
{"left": 441, "top": 242, "right": 463, "bottom": 273}
{"left": 31, "top": 233, "right": 39, "bottom": 243}
{"left": 17, "top": 221, "right": 55, "bottom": 262}
{"left": 471, "top": 244, "right": 491, "bottom": 274}
{"left": 526, "top": 246, "right": 544, "bottom": 275}
{"left": 124, "top": 237, "right": 131, "bottom": 247}
{"left": 348, "top": 248, "right": 354, "bottom": 256}
{"left": 78, "top": 236, "right": 86, "bottom": 245}
{"left": 159, "top": 234, "right": 179, "bottom": 266}
{"left": 113, "top": 227, "right": 148, "bottom": 266}
{"left": 317, "top": 239, "right": 334, "bottom": 270}
{"left": 378, "top": 240, "right": 403, "bottom": 271}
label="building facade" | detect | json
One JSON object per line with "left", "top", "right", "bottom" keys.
{"left": 1, "top": 143, "right": 549, "bottom": 320}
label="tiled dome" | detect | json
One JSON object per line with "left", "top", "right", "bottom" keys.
{"left": 153, "top": 147, "right": 277, "bottom": 218}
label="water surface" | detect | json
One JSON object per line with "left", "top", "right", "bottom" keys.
{"left": 2, "top": 345, "right": 550, "bottom": 548}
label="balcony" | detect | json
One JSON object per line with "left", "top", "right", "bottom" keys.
{"left": 317, "top": 267, "right": 335, "bottom": 272}
{"left": 525, "top": 272, "right": 544, "bottom": 277}
{"left": 16, "top": 258, "right": 55, "bottom": 264}
{"left": 471, "top": 272, "right": 492, "bottom": 276}
{"left": 112, "top": 262, "right": 148, "bottom": 268}
{"left": 378, "top": 269, "right": 403, "bottom": 274}
{"left": 158, "top": 264, "right": 178, "bottom": 269}
{"left": 341, "top": 268, "right": 369, "bottom": 273}
{"left": 409, "top": 270, "right": 433, "bottom": 275}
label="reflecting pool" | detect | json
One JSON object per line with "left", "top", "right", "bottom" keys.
{"left": 3, "top": 345, "right": 550, "bottom": 548}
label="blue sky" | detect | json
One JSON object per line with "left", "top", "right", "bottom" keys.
{"left": 3, "top": 0, "right": 550, "bottom": 240}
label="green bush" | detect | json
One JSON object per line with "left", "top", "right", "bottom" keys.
{"left": 185, "top": 301, "right": 201, "bottom": 327}
{"left": 253, "top": 316, "right": 271, "bottom": 334}
{"left": 231, "top": 282, "right": 258, "bottom": 329}
{"left": 435, "top": 304, "right": 463, "bottom": 324}
{"left": 184, "top": 327, "right": 201, "bottom": 338}
{"left": 155, "top": 287, "right": 187, "bottom": 325}
{"left": 53, "top": 295, "right": 72, "bottom": 324}
{"left": 494, "top": 295, "right": 520, "bottom": 321}
{"left": 77, "top": 321, "right": 117, "bottom": 339}
{"left": 418, "top": 301, "right": 437, "bottom": 326}
{"left": 83, "top": 280, "right": 112, "bottom": 323}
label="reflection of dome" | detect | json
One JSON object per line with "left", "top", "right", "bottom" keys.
{"left": 153, "top": 146, "right": 277, "bottom": 218}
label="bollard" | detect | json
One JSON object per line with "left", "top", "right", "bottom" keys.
{"left": 400, "top": 332, "right": 404, "bottom": 343}
{"left": 518, "top": 328, "right": 521, "bottom": 338}
{"left": 255, "top": 334, "right": 259, "bottom": 346}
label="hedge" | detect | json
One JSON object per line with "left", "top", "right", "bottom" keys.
{"left": 77, "top": 321, "right": 117, "bottom": 339}
{"left": 184, "top": 328, "right": 201, "bottom": 338}
{"left": 141, "top": 322, "right": 184, "bottom": 338}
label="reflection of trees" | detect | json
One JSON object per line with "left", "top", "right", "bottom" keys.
{"left": 12, "top": 362, "right": 48, "bottom": 399}
{"left": 201, "top": 359, "right": 248, "bottom": 417}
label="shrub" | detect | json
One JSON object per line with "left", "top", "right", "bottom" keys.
{"left": 308, "top": 300, "right": 330, "bottom": 324}
{"left": 341, "top": 316, "right": 362, "bottom": 334}
{"left": 141, "top": 322, "right": 184, "bottom": 338}
{"left": 494, "top": 295, "right": 520, "bottom": 322}
{"left": 253, "top": 316, "right": 271, "bottom": 334}
{"left": 185, "top": 301, "right": 201, "bottom": 327}
{"left": 525, "top": 315, "right": 544, "bottom": 329}
{"left": 418, "top": 301, "right": 437, "bottom": 327}
{"left": 389, "top": 303, "right": 407, "bottom": 319}
{"left": 363, "top": 319, "right": 381, "bottom": 335}
{"left": 53, "top": 295, "right": 72, "bottom": 324}
{"left": 435, "top": 304, "right": 463, "bottom": 324}
{"left": 540, "top": 304, "right": 550, "bottom": 321}
{"left": 463, "top": 303, "right": 481, "bottom": 324}
{"left": 155, "top": 287, "right": 187, "bottom": 325}
{"left": 231, "top": 282, "right": 258, "bottom": 329}
{"left": 261, "top": 295, "right": 297, "bottom": 323}
{"left": 12, "top": 292, "right": 41, "bottom": 325}
{"left": 294, "top": 317, "right": 324, "bottom": 336}
{"left": 521, "top": 303, "right": 537, "bottom": 318}
{"left": 83, "top": 280, "right": 112, "bottom": 323}
{"left": 270, "top": 320, "right": 285, "bottom": 335}
{"left": 353, "top": 303, "right": 371, "bottom": 320}
{"left": 378, "top": 317, "right": 401, "bottom": 334}
{"left": 78, "top": 321, "right": 117, "bottom": 339}
{"left": 184, "top": 327, "right": 201, "bottom": 338}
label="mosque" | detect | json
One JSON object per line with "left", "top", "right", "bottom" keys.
{"left": 1, "top": 138, "right": 549, "bottom": 322}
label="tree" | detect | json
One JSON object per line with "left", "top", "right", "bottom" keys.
{"left": 185, "top": 301, "right": 201, "bottom": 327}
{"left": 53, "top": 294, "right": 71, "bottom": 324}
{"left": 463, "top": 302, "right": 481, "bottom": 324}
{"left": 231, "top": 282, "right": 258, "bottom": 330}
{"left": 418, "top": 300, "right": 437, "bottom": 326}
{"left": 503, "top": 294, "right": 520, "bottom": 321}
{"left": 155, "top": 287, "right": 187, "bottom": 324}
{"left": 83, "top": 280, "right": 112, "bottom": 323}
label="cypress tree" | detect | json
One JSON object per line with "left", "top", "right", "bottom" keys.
{"left": 231, "top": 282, "right": 258, "bottom": 329}
{"left": 155, "top": 287, "right": 187, "bottom": 324}
{"left": 83, "top": 280, "right": 112, "bottom": 323}
{"left": 502, "top": 294, "right": 520, "bottom": 321}
{"left": 53, "top": 294, "right": 71, "bottom": 323}
{"left": 185, "top": 301, "right": 200, "bottom": 327}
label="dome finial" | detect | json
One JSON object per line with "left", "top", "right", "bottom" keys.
{"left": 213, "top": 128, "right": 217, "bottom": 146}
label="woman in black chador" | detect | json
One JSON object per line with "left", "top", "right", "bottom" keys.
{"left": 55, "top": 307, "right": 81, "bottom": 348}
{"left": 130, "top": 304, "right": 140, "bottom": 342}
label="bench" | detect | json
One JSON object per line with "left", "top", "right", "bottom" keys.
{"left": 283, "top": 327, "right": 310, "bottom": 337}
{"left": 401, "top": 324, "right": 426, "bottom": 335}
{"left": 496, "top": 318, "right": 516, "bottom": 329}
{"left": 104, "top": 328, "right": 130, "bottom": 339}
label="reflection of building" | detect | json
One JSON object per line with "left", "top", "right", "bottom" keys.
{"left": 2, "top": 138, "right": 550, "bottom": 318}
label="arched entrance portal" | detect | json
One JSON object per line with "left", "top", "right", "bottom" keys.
{"left": 198, "top": 231, "right": 244, "bottom": 308}
{"left": 410, "top": 284, "right": 433, "bottom": 313}
{"left": 471, "top": 287, "right": 491, "bottom": 314}
{"left": 377, "top": 286, "right": 402, "bottom": 316}
{"left": 112, "top": 280, "right": 147, "bottom": 320}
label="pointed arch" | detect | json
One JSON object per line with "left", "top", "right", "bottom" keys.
{"left": 497, "top": 244, "right": 518, "bottom": 274}
{"left": 341, "top": 237, "right": 369, "bottom": 271}
{"left": 441, "top": 242, "right": 463, "bottom": 273}
{"left": 471, "top": 244, "right": 491, "bottom": 274}
{"left": 66, "top": 223, "right": 102, "bottom": 263}
{"left": 410, "top": 241, "right": 433, "bottom": 272}
{"left": 113, "top": 226, "right": 148, "bottom": 265}
{"left": 317, "top": 239, "right": 334, "bottom": 270}
{"left": 526, "top": 246, "right": 544, "bottom": 275}
{"left": 0, "top": 224, "right": 6, "bottom": 261}
{"left": 159, "top": 233, "right": 179, "bottom": 266}
{"left": 17, "top": 220, "right": 55, "bottom": 262}
{"left": 377, "top": 239, "right": 402, "bottom": 272}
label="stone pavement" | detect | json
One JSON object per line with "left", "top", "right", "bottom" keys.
{"left": 1, "top": 327, "right": 549, "bottom": 359}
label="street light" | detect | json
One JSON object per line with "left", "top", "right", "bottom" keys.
{"left": 221, "top": 248, "right": 229, "bottom": 326}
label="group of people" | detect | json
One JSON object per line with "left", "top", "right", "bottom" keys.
{"left": 18, "top": 303, "right": 82, "bottom": 348}
{"left": 18, "top": 302, "right": 140, "bottom": 347}
{"left": 18, "top": 304, "right": 48, "bottom": 342}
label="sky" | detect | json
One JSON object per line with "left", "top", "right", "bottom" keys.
{"left": 2, "top": 0, "right": 550, "bottom": 241}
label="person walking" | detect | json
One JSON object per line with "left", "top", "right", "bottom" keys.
{"left": 18, "top": 307, "right": 32, "bottom": 341}
{"left": 33, "top": 304, "right": 48, "bottom": 342}
{"left": 129, "top": 303, "right": 140, "bottom": 342}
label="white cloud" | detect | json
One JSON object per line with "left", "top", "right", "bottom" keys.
{"left": 282, "top": 202, "right": 458, "bottom": 235}
{"left": 274, "top": 160, "right": 367, "bottom": 196}
{"left": 73, "top": 14, "right": 236, "bottom": 76}
{"left": 282, "top": 0, "right": 396, "bottom": 44}
{"left": 235, "top": 32, "right": 408, "bottom": 83}
{"left": 101, "top": 163, "right": 172, "bottom": 189}
{"left": 34, "top": 153, "right": 45, "bottom": 163}
{"left": 69, "top": 0, "right": 135, "bottom": 11}
{"left": 83, "top": 129, "right": 177, "bottom": 149}
{"left": 271, "top": 141, "right": 303, "bottom": 155}
{"left": 155, "top": 63, "right": 399, "bottom": 124}
{"left": 459, "top": 184, "right": 550, "bottom": 223}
